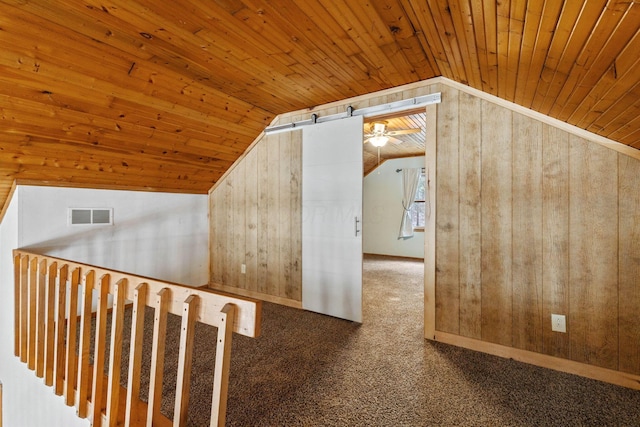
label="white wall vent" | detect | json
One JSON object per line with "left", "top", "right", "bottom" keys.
{"left": 68, "top": 208, "right": 113, "bottom": 225}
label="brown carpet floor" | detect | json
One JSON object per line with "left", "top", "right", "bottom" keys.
{"left": 120, "top": 254, "right": 640, "bottom": 426}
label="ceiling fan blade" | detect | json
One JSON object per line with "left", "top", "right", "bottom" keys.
{"left": 388, "top": 136, "right": 404, "bottom": 145}
{"left": 386, "top": 128, "right": 421, "bottom": 136}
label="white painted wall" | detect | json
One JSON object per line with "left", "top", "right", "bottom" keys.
{"left": 0, "top": 185, "right": 209, "bottom": 427}
{"left": 0, "top": 191, "right": 90, "bottom": 427}
{"left": 18, "top": 186, "right": 208, "bottom": 286}
{"left": 363, "top": 157, "right": 425, "bottom": 258}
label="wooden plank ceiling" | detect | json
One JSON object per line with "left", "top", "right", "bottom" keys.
{"left": 0, "top": 0, "right": 638, "bottom": 208}
{"left": 364, "top": 113, "right": 426, "bottom": 175}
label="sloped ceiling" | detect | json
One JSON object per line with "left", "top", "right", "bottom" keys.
{"left": 364, "top": 113, "right": 426, "bottom": 176}
{"left": 0, "top": 1, "right": 638, "bottom": 209}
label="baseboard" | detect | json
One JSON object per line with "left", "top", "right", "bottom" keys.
{"left": 363, "top": 253, "right": 424, "bottom": 261}
{"left": 433, "top": 331, "right": 640, "bottom": 390}
{"left": 207, "top": 283, "right": 302, "bottom": 309}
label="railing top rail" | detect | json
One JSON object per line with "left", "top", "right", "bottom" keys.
{"left": 13, "top": 249, "right": 261, "bottom": 338}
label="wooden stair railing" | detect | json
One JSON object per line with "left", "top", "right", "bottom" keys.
{"left": 13, "top": 250, "right": 262, "bottom": 427}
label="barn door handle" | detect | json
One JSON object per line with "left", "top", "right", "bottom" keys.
{"left": 355, "top": 216, "right": 361, "bottom": 237}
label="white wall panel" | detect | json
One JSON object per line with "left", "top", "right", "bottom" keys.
{"left": 363, "top": 157, "right": 426, "bottom": 258}
{"left": 18, "top": 186, "right": 208, "bottom": 286}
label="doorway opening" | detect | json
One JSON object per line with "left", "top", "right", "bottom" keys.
{"left": 361, "top": 110, "right": 426, "bottom": 323}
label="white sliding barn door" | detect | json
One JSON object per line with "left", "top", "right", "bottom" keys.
{"left": 302, "top": 116, "right": 363, "bottom": 322}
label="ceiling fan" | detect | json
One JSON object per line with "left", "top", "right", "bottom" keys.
{"left": 363, "top": 121, "right": 421, "bottom": 147}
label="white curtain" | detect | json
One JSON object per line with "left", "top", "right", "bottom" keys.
{"left": 398, "top": 168, "right": 421, "bottom": 239}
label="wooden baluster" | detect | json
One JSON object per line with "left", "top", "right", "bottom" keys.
{"left": 13, "top": 254, "right": 20, "bottom": 357}
{"left": 53, "top": 265, "right": 69, "bottom": 396}
{"left": 91, "top": 274, "right": 110, "bottom": 427}
{"left": 65, "top": 267, "right": 81, "bottom": 406}
{"left": 77, "top": 270, "right": 95, "bottom": 418}
{"left": 146, "top": 288, "right": 170, "bottom": 427}
{"left": 19, "top": 254, "right": 29, "bottom": 362}
{"left": 44, "top": 262, "right": 58, "bottom": 386}
{"left": 173, "top": 295, "right": 199, "bottom": 427}
{"left": 210, "top": 303, "right": 236, "bottom": 427}
{"left": 124, "top": 283, "right": 148, "bottom": 427}
{"left": 106, "top": 279, "right": 127, "bottom": 427}
{"left": 35, "top": 259, "right": 47, "bottom": 378}
{"left": 27, "top": 257, "right": 38, "bottom": 370}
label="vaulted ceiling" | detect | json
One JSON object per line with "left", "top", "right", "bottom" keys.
{"left": 363, "top": 113, "right": 427, "bottom": 176}
{"left": 1, "top": 0, "right": 638, "bottom": 209}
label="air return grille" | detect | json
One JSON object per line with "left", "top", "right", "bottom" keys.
{"left": 68, "top": 208, "right": 113, "bottom": 225}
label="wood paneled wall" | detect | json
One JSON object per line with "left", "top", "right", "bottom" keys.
{"left": 209, "top": 132, "right": 302, "bottom": 304}
{"left": 209, "top": 81, "right": 439, "bottom": 306}
{"left": 208, "top": 77, "right": 640, "bottom": 379}
{"left": 435, "top": 84, "right": 640, "bottom": 375}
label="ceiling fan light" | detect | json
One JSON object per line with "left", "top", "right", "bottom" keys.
{"left": 370, "top": 135, "right": 389, "bottom": 147}
{"left": 373, "top": 122, "right": 387, "bottom": 133}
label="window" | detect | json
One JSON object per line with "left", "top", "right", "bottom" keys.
{"left": 410, "top": 172, "right": 426, "bottom": 229}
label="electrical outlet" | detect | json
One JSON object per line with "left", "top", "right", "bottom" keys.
{"left": 551, "top": 314, "right": 566, "bottom": 333}
{"left": 241, "top": 263, "right": 246, "bottom": 274}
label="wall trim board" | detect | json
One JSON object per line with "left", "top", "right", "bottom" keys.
{"left": 0, "top": 181, "right": 17, "bottom": 225}
{"left": 424, "top": 103, "right": 437, "bottom": 340}
{"left": 363, "top": 253, "right": 425, "bottom": 261}
{"left": 208, "top": 283, "right": 302, "bottom": 309}
{"left": 434, "top": 332, "right": 640, "bottom": 390}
